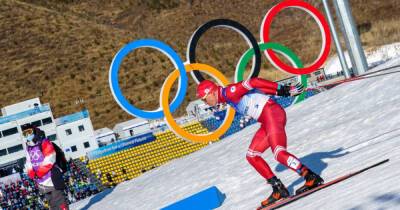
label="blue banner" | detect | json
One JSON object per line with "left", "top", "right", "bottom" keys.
{"left": 88, "top": 132, "right": 156, "bottom": 160}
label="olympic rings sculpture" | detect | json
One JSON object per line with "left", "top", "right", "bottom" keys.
{"left": 109, "top": 0, "right": 331, "bottom": 143}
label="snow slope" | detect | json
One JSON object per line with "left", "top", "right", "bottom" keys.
{"left": 325, "top": 42, "right": 400, "bottom": 75}
{"left": 72, "top": 58, "right": 400, "bottom": 210}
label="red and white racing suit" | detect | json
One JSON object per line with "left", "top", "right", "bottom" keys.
{"left": 218, "top": 78, "right": 303, "bottom": 179}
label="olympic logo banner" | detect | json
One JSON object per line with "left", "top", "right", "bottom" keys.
{"left": 109, "top": 0, "right": 331, "bottom": 143}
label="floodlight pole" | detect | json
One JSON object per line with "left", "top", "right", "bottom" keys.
{"left": 333, "top": 0, "right": 368, "bottom": 76}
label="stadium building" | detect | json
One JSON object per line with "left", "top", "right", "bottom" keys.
{"left": 0, "top": 98, "right": 98, "bottom": 178}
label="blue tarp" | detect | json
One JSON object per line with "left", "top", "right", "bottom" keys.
{"left": 161, "top": 186, "right": 226, "bottom": 210}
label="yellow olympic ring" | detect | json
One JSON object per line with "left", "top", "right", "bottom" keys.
{"left": 160, "top": 63, "right": 236, "bottom": 143}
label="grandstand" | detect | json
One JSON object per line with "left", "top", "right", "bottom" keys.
{"left": 86, "top": 122, "right": 216, "bottom": 186}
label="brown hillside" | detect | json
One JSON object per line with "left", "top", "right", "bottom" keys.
{"left": 1, "top": 0, "right": 400, "bottom": 130}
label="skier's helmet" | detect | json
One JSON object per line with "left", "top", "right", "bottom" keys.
{"left": 196, "top": 80, "right": 218, "bottom": 99}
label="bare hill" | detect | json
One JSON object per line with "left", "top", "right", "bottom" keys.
{"left": 1, "top": 0, "right": 399, "bottom": 129}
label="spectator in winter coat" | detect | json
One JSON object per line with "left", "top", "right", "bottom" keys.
{"left": 22, "top": 124, "right": 69, "bottom": 210}
{"left": 106, "top": 173, "right": 113, "bottom": 186}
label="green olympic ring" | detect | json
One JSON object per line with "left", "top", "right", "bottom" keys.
{"left": 235, "top": 42, "right": 308, "bottom": 104}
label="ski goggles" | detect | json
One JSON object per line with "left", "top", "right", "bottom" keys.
{"left": 22, "top": 128, "right": 34, "bottom": 137}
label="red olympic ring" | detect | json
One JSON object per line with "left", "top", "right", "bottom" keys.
{"left": 261, "top": 0, "right": 331, "bottom": 75}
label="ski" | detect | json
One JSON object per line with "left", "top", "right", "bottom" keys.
{"left": 257, "top": 159, "right": 389, "bottom": 210}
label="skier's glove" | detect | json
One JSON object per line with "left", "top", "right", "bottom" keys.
{"left": 289, "top": 82, "right": 304, "bottom": 97}
{"left": 277, "top": 82, "right": 304, "bottom": 97}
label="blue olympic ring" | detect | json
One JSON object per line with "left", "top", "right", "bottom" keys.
{"left": 109, "top": 39, "right": 188, "bottom": 119}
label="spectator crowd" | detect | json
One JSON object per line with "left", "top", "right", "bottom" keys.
{"left": 0, "top": 160, "right": 101, "bottom": 209}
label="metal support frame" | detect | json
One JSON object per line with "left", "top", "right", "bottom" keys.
{"left": 322, "top": 0, "right": 351, "bottom": 78}
{"left": 333, "top": 0, "right": 368, "bottom": 76}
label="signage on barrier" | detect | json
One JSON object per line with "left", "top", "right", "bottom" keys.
{"left": 88, "top": 132, "right": 156, "bottom": 160}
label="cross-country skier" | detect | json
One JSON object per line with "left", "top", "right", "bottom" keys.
{"left": 196, "top": 78, "right": 324, "bottom": 207}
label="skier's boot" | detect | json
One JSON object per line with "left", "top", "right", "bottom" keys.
{"left": 295, "top": 166, "right": 324, "bottom": 195}
{"left": 259, "top": 177, "right": 290, "bottom": 208}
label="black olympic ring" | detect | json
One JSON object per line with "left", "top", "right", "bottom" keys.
{"left": 187, "top": 19, "right": 262, "bottom": 83}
